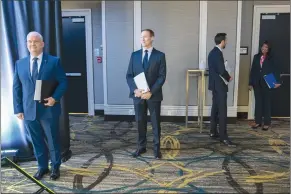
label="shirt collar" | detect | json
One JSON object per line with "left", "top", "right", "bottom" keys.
{"left": 216, "top": 45, "right": 223, "bottom": 52}
{"left": 30, "top": 52, "right": 43, "bottom": 62}
{"left": 143, "top": 47, "right": 153, "bottom": 53}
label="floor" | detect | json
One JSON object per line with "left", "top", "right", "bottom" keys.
{"left": 1, "top": 116, "right": 290, "bottom": 193}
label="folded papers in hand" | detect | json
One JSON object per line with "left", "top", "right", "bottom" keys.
{"left": 133, "top": 72, "right": 149, "bottom": 96}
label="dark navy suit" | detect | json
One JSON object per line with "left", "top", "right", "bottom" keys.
{"left": 249, "top": 53, "right": 280, "bottom": 125}
{"left": 13, "top": 53, "right": 67, "bottom": 170}
{"left": 208, "top": 46, "right": 230, "bottom": 140}
{"left": 126, "top": 48, "right": 166, "bottom": 154}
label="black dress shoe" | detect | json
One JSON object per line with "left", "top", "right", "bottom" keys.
{"left": 50, "top": 168, "right": 60, "bottom": 180}
{"left": 154, "top": 151, "right": 162, "bottom": 159}
{"left": 33, "top": 169, "right": 49, "bottom": 180}
{"left": 209, "top": 133, "right": 219, "bottom": 138}
{"left": 132, "top": 148, "right": 147, "bottom": 158}
{"left": 220, "top": 140, "right": 236, "bottom": 147}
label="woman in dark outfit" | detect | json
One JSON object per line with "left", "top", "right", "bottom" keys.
{"left": 248, "top": 41, "right": 281, "bottom": 130}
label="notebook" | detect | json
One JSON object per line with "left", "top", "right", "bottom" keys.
{"left": 34, "top": 80, "right": 59, "bottom": 103}
{"left": 263, "top": 73, "right": 277, "bottom": 89}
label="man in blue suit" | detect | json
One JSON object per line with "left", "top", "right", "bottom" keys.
{"left": 126, "top": 29, "right": 167, "bottom": 159}
{"left": 13, "top": 31, "right": 67, "bottom": 180}
{"left": 208, "top": 33, "right": 236, "bottom": 147}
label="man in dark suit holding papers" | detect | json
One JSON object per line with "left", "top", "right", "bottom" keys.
{"left": 249, "top": 41, "right": 281, "bottom": 130}
{"left": 208, "top": 33, "right": 236, "bottom": 147}
{"left": 126, "top": 29, "right": 167, "bottom": 159}
{"left": 13, "top": 31, "right": 67, "bottom": 180}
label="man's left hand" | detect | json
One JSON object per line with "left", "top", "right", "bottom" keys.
{"left": 141, "top": 92, "right": 152, "bottom": 100}
{"left": 44, "top": 97, "right": 56, "bottom": 106}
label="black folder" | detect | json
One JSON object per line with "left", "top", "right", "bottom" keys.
{"left": 34, "top": 80, "right": 59, "bottom": 103}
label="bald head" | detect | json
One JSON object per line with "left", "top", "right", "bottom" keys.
{"left": 26, "top": 31, "right": 44, "bottom": 57}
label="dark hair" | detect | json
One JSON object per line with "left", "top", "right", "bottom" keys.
{"left": 258, "top": 40, "right": 271, "bottom": 56}
{"left": 214, "top": 33, "right": 227, "bottom": 45}
{"left": 142, "top": 29, "right": 155, "bottom": 37}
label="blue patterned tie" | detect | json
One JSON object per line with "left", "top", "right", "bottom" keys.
{"left": 143, "top": 50, "right": 148, "bottom": 70}
{"left": 32, "top": 57, "right": 38, "bottom": 84}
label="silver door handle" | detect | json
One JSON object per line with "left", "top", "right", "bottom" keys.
{"left": 66, "top": 73, "right": 81, "bottom": 77}
{"left": 280, "top": 74, "right": 290, "bottom": 77}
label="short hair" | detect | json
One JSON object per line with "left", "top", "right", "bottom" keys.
{"left": 27, "top": 31, "right": 43, "bottom": 41}
{"left": 141, "top": 29, "right": 155, "bottom": 37}
{"left": 214, "top": 33, "right": 227, "bottom": 45}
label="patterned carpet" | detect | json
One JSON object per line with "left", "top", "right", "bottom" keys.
{"left": 1, "top": 115, "right": 290, "bottom": 193}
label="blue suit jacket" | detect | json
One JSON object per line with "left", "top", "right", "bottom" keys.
{"left": 126, "top": 48, "right": 167, "bottom": 102}
{"left": 13, "top": 53, "right": 67, "bottom": 120}
{"left": 208, "top": 47, "right": 230, "bottom": 92}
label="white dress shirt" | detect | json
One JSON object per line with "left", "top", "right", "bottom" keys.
{"left": 142, "top": 47, "right": 153, "bottom": 62}
{"left": 216, "top": 45, "right": 223, "bottom": 52}
{"left": 30, "top": 52, "right": 43, "bottom": 76}
{"left": 216, "top": 45, "right": 227, "bottom": 65}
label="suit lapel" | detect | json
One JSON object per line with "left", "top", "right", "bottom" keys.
{"left": 215, "top": 47, "right": 224, "bottom": 63}
{"left": 38, "top": 53, "right": 48, "bottom": 79}
{"left": 136, "top": 49, "right": 144, "bottom": 71}
{"left": 25, "top": 57, "right": 33, "bottom": 83}
{"left": 261, "top": 55, "right": 267, "bottom": 68}
{"left": 144, "top": 48, "right": 156, "bottom": 72}
{"left": 147, "top": 48, "right": 155, "bottom": 69}
{"left": 137, "top": 49, "right": 142, "bottom": 64}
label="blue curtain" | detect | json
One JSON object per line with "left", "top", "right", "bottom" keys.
{"left": 1, "top": 0, "right": 71, "bottom": 160}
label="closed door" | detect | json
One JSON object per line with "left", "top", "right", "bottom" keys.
{"left": 62, "top": 16, "right": 88, "bottom": 113}
{"left": 259, "top": 13, "right": 290, "bottom": 117}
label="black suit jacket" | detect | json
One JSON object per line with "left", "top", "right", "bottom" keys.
{"left": 208, "top": 47, "right": 230, "bottom": 92}
{"left": 126, "top": 48, "right": 167, "bottom": 102}
{"left": 249, "top": 53, "right": 281, "bottom": 87}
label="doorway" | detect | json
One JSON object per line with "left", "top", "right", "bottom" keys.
{"left": 62, "top": 9, "right": 95, "bottom": 116}
{"left": 248, "top": 5, "right": 290, "bottom": 119}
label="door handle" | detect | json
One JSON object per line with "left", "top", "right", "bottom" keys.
{"left": 280, "top": 74, "right": 290, "bottom": 77}
{"left": 66, "top": 73, "right": 81, "bottom": 77}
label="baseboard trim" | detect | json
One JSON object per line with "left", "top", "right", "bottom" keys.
{"left": 103, "top": 105, "right": 238, "bottom": 117}
{"left": 104, "top": 115, "right": 237, "bottom": 124}
{"left": 94, "top": 104, "right": 104, "bottom": 110}
{"left": 95, "top": 104, "right": 239, "bottom": 122}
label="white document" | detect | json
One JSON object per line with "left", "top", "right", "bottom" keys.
{"left": 133, "top": 72, "right": 149, "bottom": 94}
{"left": 219, "top": 60, "right": 232, "bottom": 85}
{"left": 34, "top": 80, "right": 42, "bottom": 100}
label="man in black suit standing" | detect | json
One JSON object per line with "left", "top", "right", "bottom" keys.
{"left": 126, "top": 29, "right": 167, "bottom": 159}
{"left": 208, "top": 33, "right": 236, "bottom": 147}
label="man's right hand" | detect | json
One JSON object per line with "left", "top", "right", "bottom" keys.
{"left": 248, "top": 85, "right": 253, "bottom": 91}
{"left": 229, "top": 76, "right": 233, "bottom": 82}
{"left": 17, "top": 113, "right": 24, "bottom": 120}
{"left": 134, "top": 89, "right": 144, "bottom": 97}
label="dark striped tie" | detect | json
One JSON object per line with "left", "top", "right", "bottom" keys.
{"left": 32, "top": 57, "right": 38, "bottom": 84}
{"left": 142, "top": 50, "right": 148, "bottom": 70}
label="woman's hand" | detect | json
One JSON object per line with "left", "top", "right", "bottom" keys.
{"left": 274, "top": 83, "right": 281, "bottom": 88}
